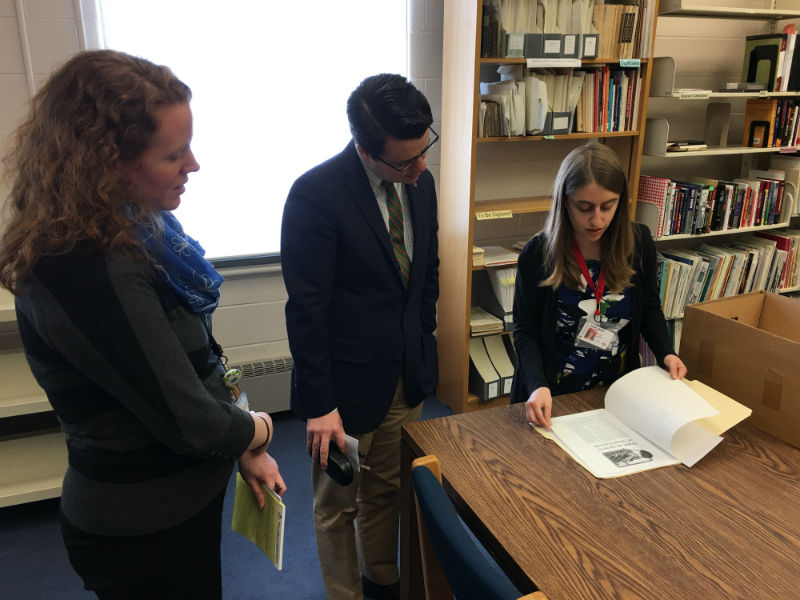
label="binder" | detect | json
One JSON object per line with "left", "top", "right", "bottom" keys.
{"left": 468, "top": 338, "right": 501, "bottom": 401}
{"left": 483, "top": 335, "right": 515, "bottom": 396}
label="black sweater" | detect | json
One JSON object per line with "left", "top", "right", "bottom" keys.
{"left": 15, "top": 250, "right": 253, "bottom": 536}
{"left": 510, "top": 222, "right": 675, "bottom": 404}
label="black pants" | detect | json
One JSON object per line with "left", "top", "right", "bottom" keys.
{"left": 60, "top": 489, "right": 225, "bottom": 600}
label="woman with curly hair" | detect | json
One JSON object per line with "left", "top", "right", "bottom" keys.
{"left": 511, "top": 143, "right": 686, "bottom": 430}
{"left": 0, "top": 49, "right": 285, "bottom": 599}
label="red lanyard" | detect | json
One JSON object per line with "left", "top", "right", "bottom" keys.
{"left": 571, "top": 242, "right": 605, "bottom": 320}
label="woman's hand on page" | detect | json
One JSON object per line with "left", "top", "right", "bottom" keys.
{"left": 526, "top": 387, "right": 553, "bottom": 430}
{"left": 663, "top": 354, "right": 687, "bottom": 380}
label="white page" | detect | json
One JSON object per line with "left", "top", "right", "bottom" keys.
{"left": 605, "top": 366, "right": 721, "bottom": 466}
{"left": 549, "top": 409, "right": 679, "bottom": 478}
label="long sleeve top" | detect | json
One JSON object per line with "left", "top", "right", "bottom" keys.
{"left": 510, "top": 222, "right": 675, "bottom": 404}
{"left": 15, "top": 249, "right": 254, "bottom": 536}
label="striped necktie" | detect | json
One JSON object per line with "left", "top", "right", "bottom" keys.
{"left": 382, "top": 180, "right": 410, "bottom": 286}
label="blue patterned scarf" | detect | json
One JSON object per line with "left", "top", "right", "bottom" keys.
{"left": 139, "top": 211, "right": 224, "bottom": 314}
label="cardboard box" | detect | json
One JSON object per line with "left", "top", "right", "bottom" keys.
{"left": 681, "top": 291, "right": 800, "bottom": 448}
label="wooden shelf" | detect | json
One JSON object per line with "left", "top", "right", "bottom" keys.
{"left": 463, "top": 393, "right": 510, "bottom": 412}
{"left": 437, "top": 0, "right": 656, "bottom": 414}
{"left": 659, "top": 0, "right": 800, "bottom": 20}
{"left": 0, "top": 430, "right": 67, "bottom": 508}
{"left": 475, "top": 196, "right": 552, "bottom": 214}
{"left": 469, "top": 330, "right": 512, "bottom": 337}
{"left": 478, "top": 130, "right": 640, "bottom": 143}
{"left": 479, "top": 57, "right": 651, "bottom": 66}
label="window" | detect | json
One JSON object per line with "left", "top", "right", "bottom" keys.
{"left": 95, "top": 1, "right": 408, "bottom": 261}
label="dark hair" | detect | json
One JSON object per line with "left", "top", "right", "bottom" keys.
{"left": 541, "top": 142, "right": 635, "bottom": 292}
{"left": 0, "top": 50, "right": 191, "bottom": 292}
{"left": 346, "top": 73, "right": 433, "bottom": 157}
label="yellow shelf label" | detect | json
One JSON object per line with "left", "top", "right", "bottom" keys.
{"left": 475, "top": 210, "right": 513, "bottom": 220}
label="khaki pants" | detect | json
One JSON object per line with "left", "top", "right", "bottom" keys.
{"left": 311, "top": 380, "right": 423, "bottom": 600}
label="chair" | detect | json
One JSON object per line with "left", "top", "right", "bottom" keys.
{"left": 411, "top": 455, "right": 548, "bottom": 600}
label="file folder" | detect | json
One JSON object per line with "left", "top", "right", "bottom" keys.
{"left": 483, "top": 335, "right": 515, "bottom": 396}
{"left": 469, "top": 338, "right": 501, "bottom": 401}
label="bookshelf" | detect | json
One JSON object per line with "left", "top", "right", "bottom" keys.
{"left": 436, "top": 0, "right": 661, "bottom": 413}
{"left": 0, "top": 287, "right": 66, "bottom": 508}
{"left": 638, "top": 1, "right": 800, "bottom": 345}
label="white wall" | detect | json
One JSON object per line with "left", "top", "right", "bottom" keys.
{"left": 0, "top": 0, "right": 444, "bottom": 363}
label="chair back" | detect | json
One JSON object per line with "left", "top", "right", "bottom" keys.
{"left": 411, "top": 455, "right": 547, "bottom": 600}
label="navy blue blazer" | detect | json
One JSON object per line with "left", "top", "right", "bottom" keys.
{"left": 281, "top": 143, "right": 439, "bottom": 434}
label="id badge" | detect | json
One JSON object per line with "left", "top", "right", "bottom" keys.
{"left": 576, "top": 317, "right": 616, "bottom": 350}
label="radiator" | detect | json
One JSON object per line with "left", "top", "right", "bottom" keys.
{"left": 228, "top": 356, "right": 293, "bottom": 414}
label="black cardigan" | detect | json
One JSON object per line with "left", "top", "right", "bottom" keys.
{"left": 510, "top": 222, "right": 675, "bottom": 404}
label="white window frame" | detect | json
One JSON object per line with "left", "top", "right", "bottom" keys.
{"left": 85, "top": 0, "right": 409, "bottom": 264}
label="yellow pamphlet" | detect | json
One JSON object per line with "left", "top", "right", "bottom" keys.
{"left": 231, "top": 473, "right": 286, "bottom": 570}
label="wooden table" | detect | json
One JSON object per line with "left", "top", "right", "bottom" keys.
{"left": 400, "top": 389, "right": 800, "bottom": 600}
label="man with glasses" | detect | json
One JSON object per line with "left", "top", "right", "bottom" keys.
{"left": 281, "top": 73, "right": 440, "bottom": 600}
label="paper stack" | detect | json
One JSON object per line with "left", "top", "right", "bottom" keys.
{"left": 486, "top": 267, "right": 515, "bottom": 319}
{"left": 482, "top": 246, "right": 519, "bottom": 267}
{"left": 470, "top": 306, "right": 504, "bottom": 336}
{"left": 473, "top": 245, "right": 485, "bottom": 267}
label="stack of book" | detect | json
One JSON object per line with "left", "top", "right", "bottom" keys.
{"left": 574, "top": 65, "right": 642, "bottom": 134}
{"left": 741, "top": 97, "right": 800, "bottom": 148}
{"left": 473, "top": 245, "right": 485, "bottom": 267}
{"left": 654, "top": 233, "right": 798, "bottom": 319}
{"left": 470, "top": 306, "right": 504, "bottom": 336}
{"left": 637, "top": 171, "right": 787, "bottom": 239}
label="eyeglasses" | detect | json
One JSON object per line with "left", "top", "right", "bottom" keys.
{"left": 375, "top": 127, "right": 439, "bottom": 172}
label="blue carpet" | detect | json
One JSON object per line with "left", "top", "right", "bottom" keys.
{"left": 0, "top": 396, "right": 453, "bottom": 599}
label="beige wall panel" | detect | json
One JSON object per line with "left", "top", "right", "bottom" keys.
{"left": 26, "top": 0, "right": 74, "bottom": 19}
{"left": 214, "top": 301, "right": 287, "bottom": 348}
{"left": 0, "top": 17, "right": 24, "bottom": 72}
{"left": 26, "top": 17, "right": 78, "bottom": 74}
{"left": 224, "top": 340, "right": 292, "bottom": 365}
{"left": 0, "top": 75, "right": 28, "bottom": 130}
{"left": 409, "top": 31, "right": 443, "bottom": 80}
{"left": 219, "top": 272, "right": 287, "bottom": 306}
{"left": 0, "top": 0, "right": 16, "bottom": 17}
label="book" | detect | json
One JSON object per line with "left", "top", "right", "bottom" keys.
{"left": 666, "top": 140, "right": 707, "bottom": 152}
{"left": 532, "top": 366, "right": 751, "bottom": 478}
{"left": 231, "top": 473, "right": 286, "bottom": 570}
{"left": 636, "top": 174, "right": 672, "bottom": 237}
